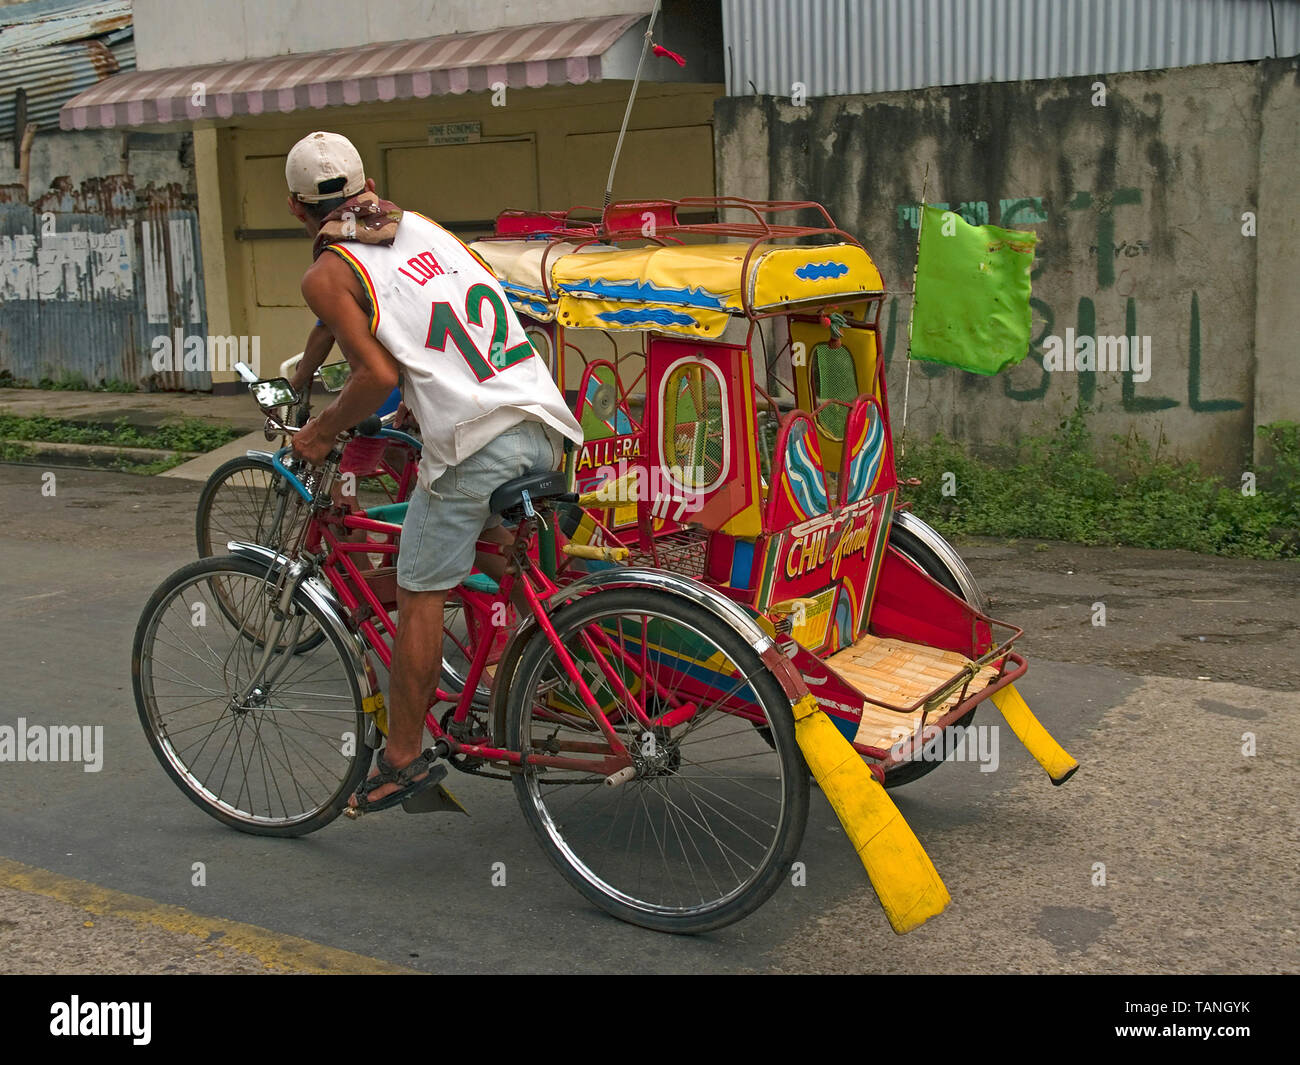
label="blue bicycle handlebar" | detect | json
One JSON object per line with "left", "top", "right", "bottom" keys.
{"left": 272, "top": 428, "right": 421, "bottom": 504}
{"left": 376, "top": 427, "right": 422, "bottom": 451}
{"left": 272, "top": 447, "right": 314, "bottom": 502}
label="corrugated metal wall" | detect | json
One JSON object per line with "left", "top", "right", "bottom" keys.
{"left": 0, "top": 179, "right": 207, "bottom": 390}
{"left": 723, "top": 0, "right": 1300, "bottom": 97}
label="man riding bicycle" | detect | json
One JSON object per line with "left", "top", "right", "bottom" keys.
{"left": 285, "top": 131, "right": 583, "bottom": 813}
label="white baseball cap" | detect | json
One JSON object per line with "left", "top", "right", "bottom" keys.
{"left": 286, "top": 131, "right": 365, "bottom": 203}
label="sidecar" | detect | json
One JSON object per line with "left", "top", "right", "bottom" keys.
{"left": 468, "top": 196, "right": 1074, "bottom": 787}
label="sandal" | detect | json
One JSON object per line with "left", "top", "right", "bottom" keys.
{"left": 348, "top": 748, "right": 447, "bottom": 815}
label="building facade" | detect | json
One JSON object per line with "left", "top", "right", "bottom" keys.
{"left": 61, "top": 0, "right": 725, "bottom": 387}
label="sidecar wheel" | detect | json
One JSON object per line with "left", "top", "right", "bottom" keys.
{"left": 881, "top": 515, "right": 987, "bottom": 789}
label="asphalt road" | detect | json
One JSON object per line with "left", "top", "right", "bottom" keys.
{"left": 0, "top": 464, "right": 1295, "bottom": 974}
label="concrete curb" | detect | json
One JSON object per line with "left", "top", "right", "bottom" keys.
{"left": 0, "top": 439, "right": 198, "bottom": 468}
{"left": 157, "top": 430, "right": 277, "bottom": 481}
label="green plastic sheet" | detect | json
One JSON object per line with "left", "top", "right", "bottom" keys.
{"left": 909, "top": 205, "right": 1038, "bottom": 375}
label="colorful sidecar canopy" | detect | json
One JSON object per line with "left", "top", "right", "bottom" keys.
{"left": 468, "top": 239, "right": 885, "bottom": 337}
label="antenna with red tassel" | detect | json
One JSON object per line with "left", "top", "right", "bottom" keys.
{"left": 604, "top": 1, "right": 685, "bottom": 213}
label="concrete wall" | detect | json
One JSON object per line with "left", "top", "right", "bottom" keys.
{"left": 716, "top": 57, "right": 1300, "bottom": 474}
{"left": 0, "top": 131, "right": 192, "bottom": 199}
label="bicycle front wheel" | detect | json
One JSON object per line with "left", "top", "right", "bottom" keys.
{"left": 195, "top": 455, "right": 309, "bottom": 558}
{"left": 506, "top": 588, "right": 808, "bottom": 934}
{"left": 132, "top": 555, "right": 370, "bottom": 836}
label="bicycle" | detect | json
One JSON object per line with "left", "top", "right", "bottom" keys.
{"left": 193, "top": 363, "right": 489, "bottom": 694}
{"left": 194, "top": 362, "right": 418, "bottom": 560}
{"left": 133, "top": 374, "right": 809, "bottom": 934}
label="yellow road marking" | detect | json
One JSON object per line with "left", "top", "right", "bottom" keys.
{"left": 0, "top": 857, "right": 416, "bottom": 975}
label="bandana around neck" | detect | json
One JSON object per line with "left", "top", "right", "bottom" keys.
{"left": 312, "top": 191, "right": 403, "bottom": 259}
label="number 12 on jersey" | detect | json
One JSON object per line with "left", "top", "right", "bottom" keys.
{"left": 425, "top": 282, "right": 534, "bottom": 382}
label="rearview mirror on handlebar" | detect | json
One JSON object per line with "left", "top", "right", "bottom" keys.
{"left": 317, "top": 362, "right": 350, "bottom": 392}
{"left": 251, "top": 377, "right": 300, "bottom": 413}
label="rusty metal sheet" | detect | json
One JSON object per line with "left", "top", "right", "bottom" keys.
{"left": 0, "top": 1, "right": 134, "bottom": 131}
{"left": 0, "top": 178, "right": 208, "bottom": 391}
{"left": 723, "top": 0, "right": 1300, "bottom": 98}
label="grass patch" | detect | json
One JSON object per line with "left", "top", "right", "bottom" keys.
{"left": 0, "top": 415, "right": 240, "bottom": 454}
{"left": 0, "top": 370, "right": 138, "bottom": 393}
{"left": 100, "top": 378, "right": 139, "bottom": 393}
{"left": 0, "top": 440, "right": 33, "bottom": 461}
{"left": 898, "top": 412, "right": 1300, "bottom": 560}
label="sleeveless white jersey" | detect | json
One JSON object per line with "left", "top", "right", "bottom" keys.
{"left": 326, "top": 211, "right": 582, "bottom": 488}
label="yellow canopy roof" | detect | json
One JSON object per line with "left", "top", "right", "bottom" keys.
{"left": 469, "top": 239, "right": 884, "bottom": 337}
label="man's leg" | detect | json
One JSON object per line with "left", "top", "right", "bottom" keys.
{"left": 349, "top": 422, "right": 556, "bottom": 807}
{"left": 347, "top": 585, "right": 445, "bottom": 807}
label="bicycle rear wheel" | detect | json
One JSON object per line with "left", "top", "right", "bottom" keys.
{"left": 506, "top": 588, "right": 808, "bottom": 934}
{"left": 132, "top": 555, "right": 370, "bottom": 836}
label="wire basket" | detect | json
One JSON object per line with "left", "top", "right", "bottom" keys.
{"left": 626, "top": 527, "right": 710, "bottom": 579}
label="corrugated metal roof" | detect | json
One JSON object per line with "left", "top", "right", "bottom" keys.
{"left": 723, "top": 0, "right": 1300, "bottom": 98}
{"left": 0, "top": 0, "right": 133, "bottom": 132}
{"left": 61, "top": 14, "right": 646, "bottom": 130}
{"left": 0, "top": 39, "right": 120, "bottom": 130}
{"left": 0, "top": 0, "right": 130, "bottom": 51}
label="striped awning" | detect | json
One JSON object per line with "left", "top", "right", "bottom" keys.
{"left": 60, "top": 13, "right": 643, "bottom": 130}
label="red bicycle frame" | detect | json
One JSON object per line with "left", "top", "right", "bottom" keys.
{"left": 302, "top": 503, "right": 650, "bottom": 777}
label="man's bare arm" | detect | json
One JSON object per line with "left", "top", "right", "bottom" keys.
{"left": 288, "top": 321, "right": 336, "bottom": 394}
{"left": 293, "top": 253, "right": 400, "bottom": 459}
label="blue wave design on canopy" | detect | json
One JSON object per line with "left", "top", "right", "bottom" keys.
{"left": 561, "top": 278, "right": 727, "bottom": 309}
{"left": 596, "top": 308, "right": 697, "bottom": 327}
{"left": 508, "top": 298, "right": 550, "bottom": 319}
{"left": 786, "top": 432, "right": 830, "bottom": 516}
{"left": 794, "top": 260, "right": 849, "bottom": 281}
{"left": 503, "top": 280, "right": 551, "bottom": 299}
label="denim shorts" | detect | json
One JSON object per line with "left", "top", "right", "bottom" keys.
{"left": 396, "top": 419, "right": 564, "bottom": 592}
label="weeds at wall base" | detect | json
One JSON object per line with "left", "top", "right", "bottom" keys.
{"left": 898, "top": 411, "right": 1300, "bottom": 559}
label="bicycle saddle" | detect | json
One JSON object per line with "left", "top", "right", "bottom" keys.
{"left": 488, "top": 470, "right": 572, "bottom": 516}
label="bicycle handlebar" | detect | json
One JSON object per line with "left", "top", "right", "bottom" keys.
{"left": 272, "top": 427, "right": 423, "bottom": 503}
{"left": 272, "top": 447, "right": 314, "bottom": 503}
